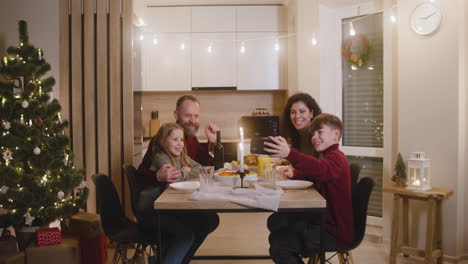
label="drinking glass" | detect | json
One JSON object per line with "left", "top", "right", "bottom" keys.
{"left": 263, "top": 167, "right": 276, "bottom": 183}
{"left": 199, "top": 166, "right": 214, "bottom": 191}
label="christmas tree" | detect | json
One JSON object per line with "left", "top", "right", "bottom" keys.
{"left": 0, "top": 21, "right": 88, "bottom": 229}
{"left": 392, "top": 152, "right": 407, "bottom": 187}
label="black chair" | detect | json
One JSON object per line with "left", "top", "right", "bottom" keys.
{"left": 92, "top": 173, "right": 157, "bottom": 264}
{"left": 349, "top": 163, "right": 361, "bottom": 187}
{"left": 308, "top": 177, "right": 375, "bottom": 264}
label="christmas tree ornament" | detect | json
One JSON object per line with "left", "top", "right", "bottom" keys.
{"left": 38, "top": 48, "right": 42, "bottom": 60}
{"left": 34, "top": 119, "right": 42, "bottom": 126}
{"left": 24, "top": 212, "right": 35, "bottom": 226}
{"left": 33, "top": 147, "right": 41, "bottom": 155}
{"left": 3, "top": 121, "right": 11, "bottom": 130}
{"left": 57, "top": 112, "right": 62, "bottom": 124}
{"left": 57, "top": 191, "right": 65, "bottom": 199}
{"left": 0, "top": 185, "right": 9, "bottom": 194}
{"left": 20, "top": 114, "right": 24, "bottom": 125}
{"left": 78, "top": 180, "right": 87, "bottom": 189}
{"left": 63, "top": 154, "right": 69, "bottom": 166}
{"left": 21, "top": 100, "right": 29, "bottom": 108}
{"left": 3, "top": 149, "right": 13, "bottom": 161}
{"left": 3, "top": 57, "right": 7, "bottom": 66}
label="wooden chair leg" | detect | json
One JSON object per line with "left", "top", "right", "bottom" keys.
{"left": 338, "top": 253, "right": 345, "bottom": 264}
{"left": 307, "top": 253, "right": 319, "bottom": 264}
{"left": 348, "top": 251, "right": 355, "bottom": 264}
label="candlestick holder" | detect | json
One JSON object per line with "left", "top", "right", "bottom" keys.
{"left": 239, "top": 171, "right": 245, "bottom": 188}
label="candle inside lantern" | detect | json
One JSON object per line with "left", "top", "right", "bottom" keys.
{"left": 413, "top": 179, "right": 421, "bottom": 186}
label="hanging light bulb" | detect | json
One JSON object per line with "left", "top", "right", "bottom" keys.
{"left": 180, "top": 42, "right": 185, "bottom": 50}
{"left": 349, "top": 22, "right": 356, "bottom": 36}
{"left": 207, "top": 42, "right": 213, "bottom": 53}
{"left": 139, "top": 34, "right": 144, "bottom": 41}
{"left": 274, "top": 39, "right": 280, "bottom": 51}
{"left": 153, "top": 37, "right": 158, "bottom": 45}
{"left": 240, "top": 41, "right": 246, "bottom": 54}
{"left": 390, "top": 9, "right": 397, "bottom": 23}
{"left": 311, "top": 32, "right": 318, "bottom": 46}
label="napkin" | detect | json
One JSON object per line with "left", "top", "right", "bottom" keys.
{"left": 190, "top": 183, "right": 284, "bottom": 212}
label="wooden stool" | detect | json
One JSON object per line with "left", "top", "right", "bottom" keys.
{"left": 384, "top": 186, "right": 453, "bottom": 264}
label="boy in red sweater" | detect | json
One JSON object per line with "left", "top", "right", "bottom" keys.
{"left": 264, "top": 113, "right": 354, "bottom": 264}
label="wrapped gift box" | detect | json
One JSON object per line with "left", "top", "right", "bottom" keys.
{"left": 0, "top": 237, "right": 18, "bottom": 254}
{"left": 0, "top": 252, "right": 25, "bottom": 264}
{"left": 62, "top": 212, "right": 102, "bottom": 239}
{"left": 79, "top": 234, "right": 107, "bottom": 264}
{"left": 35, "top": 228, "right": 61, "bottom": 246}
{"left": 25, "top": 237, "right": 79, "bottom": 264}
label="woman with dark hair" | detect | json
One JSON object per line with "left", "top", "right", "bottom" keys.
{"left": 282, "top": 93, "right": 322, "bottom": 157}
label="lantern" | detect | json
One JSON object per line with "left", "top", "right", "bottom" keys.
{"left": 406, "top": 152, "right": 431, "bottom": 191}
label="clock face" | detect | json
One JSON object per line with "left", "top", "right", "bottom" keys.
{"left": 411, "top": 3, "right": 442, "bottom": 35}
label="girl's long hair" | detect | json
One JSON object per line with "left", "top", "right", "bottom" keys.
{"left": 152, "top": 122, "right": 191, "bottom": 168}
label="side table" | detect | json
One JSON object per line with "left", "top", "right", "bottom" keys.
{"left": 384, "top": 185, "right": 453, "bottom": 264}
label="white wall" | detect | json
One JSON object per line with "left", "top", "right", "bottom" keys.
{"left": 0, "top": 0, "right": 59, "bottom": 99}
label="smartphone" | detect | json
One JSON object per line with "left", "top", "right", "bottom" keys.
{"left": 250, "top": 137, "right": 276, "bottom": 155}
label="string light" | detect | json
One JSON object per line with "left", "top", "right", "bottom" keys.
{"left": 240, "top": 41, "right": 246, "bottom": 54}
{"left": 207, "top": 42, "right": 213, "bottom": 53}
{"left": 349, "top": 22, "right": 356, "bottom": 36}
{"left": 274, "top": 40, "right": 280, "bottom": 51}
{"left": 311, "top": 32, "right": 318, "bottom": 46}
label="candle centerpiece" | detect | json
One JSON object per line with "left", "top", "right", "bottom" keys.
{"left": 238, "top": 127, "right": 246, "bottom": 188}
{"left": 406, "top": 152, "right": 431, "bottom": 191}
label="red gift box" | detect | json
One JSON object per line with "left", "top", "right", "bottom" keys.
{"left": 35, "top": 227, "right": 61, "bottom": 246}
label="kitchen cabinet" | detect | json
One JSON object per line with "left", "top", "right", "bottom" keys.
{"left": 191, "top": 6, "right": 236, "bottom": 32}
{"left": 141, "top": 7, "right": 190, "bottom": 33}
{"left": 141, "top": 33, "right": 191, "bottom": 91}
{"left": 237, "top": 6, "right": 286, "bottom": 32}
{"left": 192, "top": 33, "right": 237, "bottom": 88}
{"left": 237, "top": 32, "right": 287, "bottom": 90}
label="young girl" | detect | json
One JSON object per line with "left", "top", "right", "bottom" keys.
{"left": 149, "top": 122, "right": 201, "bottom": 182}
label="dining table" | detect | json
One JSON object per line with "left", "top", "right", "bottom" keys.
{"left": 153, "top": 184, "right": 327, "bottom": 264}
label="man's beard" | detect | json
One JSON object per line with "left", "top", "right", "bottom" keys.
{"left": 177, "top": 120, "right": 199, "bottom": 137}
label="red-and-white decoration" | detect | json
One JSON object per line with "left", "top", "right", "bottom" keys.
{"left": 36, "top": 227, "right": 61, "bottom": 246}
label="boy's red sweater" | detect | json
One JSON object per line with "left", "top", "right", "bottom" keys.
{"left": 286, "top": 144, "right": 355, "bottom": 247}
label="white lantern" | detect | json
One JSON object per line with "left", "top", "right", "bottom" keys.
{"left": 406, "top": 152, "right": 431, "bottom": 191}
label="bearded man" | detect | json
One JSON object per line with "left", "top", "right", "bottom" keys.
{"left": 135, "top": 95, "right": 220, "bottom": 264}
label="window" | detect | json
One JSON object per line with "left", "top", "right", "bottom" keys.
{"left": 341, "top": 13, "right": 383, "bottom": 217}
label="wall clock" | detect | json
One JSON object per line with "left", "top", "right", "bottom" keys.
{"left": 410, "top": 2, "right": 442, "bottom": 35}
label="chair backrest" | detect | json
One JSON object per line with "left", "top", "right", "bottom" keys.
{"left": 123, "top": 164, "right": 139, "bottom": 217}
{"left": 350, "top": 177, "right": 375, "bottom": 250}
{"left": 92, "top": 173, "right": 131, "bottom": 237}
{"left": 349, "top": 163, "right": 361, "bottom": 187}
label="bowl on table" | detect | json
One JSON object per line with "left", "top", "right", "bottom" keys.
{"left": 214, "top": 170, "right": 257, "bottom": 187}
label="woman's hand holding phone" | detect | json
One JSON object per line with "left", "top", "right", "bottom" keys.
{"left": 264, "top": 136, "right": 291, "bottom": 158}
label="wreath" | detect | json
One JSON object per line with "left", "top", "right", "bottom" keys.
{"left": 342, "top": 34, "right": 371, "bottom": 68}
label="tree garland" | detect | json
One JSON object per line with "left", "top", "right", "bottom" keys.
{"left": 342, "top": 34, "right": 371, "bottom": 68}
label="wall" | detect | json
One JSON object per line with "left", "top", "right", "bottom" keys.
{"left": 397, "top": 0, "right": 461, "bottom": 259}
{"left": 0, "top": 0, "right": 59, "bottom": 99}
{"left": 136, "top": 90, "right": 287, "bottom": 140}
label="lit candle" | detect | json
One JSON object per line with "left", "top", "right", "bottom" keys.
{"left": 239, "top": 143, "right": 244, "bottom": 173}
{"left": 239, "top": 127, "right": 244, "bottom": 144}
{"left": 414, "top": 179, "right": 421, "bottom": 186}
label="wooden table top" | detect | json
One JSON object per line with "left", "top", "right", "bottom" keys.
{"left": 383, "top": 185, "right": 453, "bottom": 199}
{"left": 154, "top": 187, "right": 326, "bottom": 212}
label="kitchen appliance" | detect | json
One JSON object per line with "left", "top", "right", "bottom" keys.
{"left": 240, "top": 115, "right": 279, "bottom": 138}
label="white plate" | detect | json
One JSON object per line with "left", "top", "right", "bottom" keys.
{"left": 276, "top": 180, "right": 313, "bottom": 190}
{"left": 169, "top": 181, "right": 200, "bottom": 191}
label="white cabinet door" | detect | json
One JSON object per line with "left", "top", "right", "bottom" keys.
{"left": 192, "top": 33, "right": 237, "bottom": 88}
{"left": 142, "top": 7, "right": 191, "bottom": 33}
{"left": 191, "top": 6, "right": 236, "bottom": 32}
{"left": 237, "top": 32, "right": 287, "bottom": 90}
{"left": 237, "top": 6, "right": 286, "bottom": 32}
{"left": 141, "top": 33, "right": 191, "bottom": 91}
